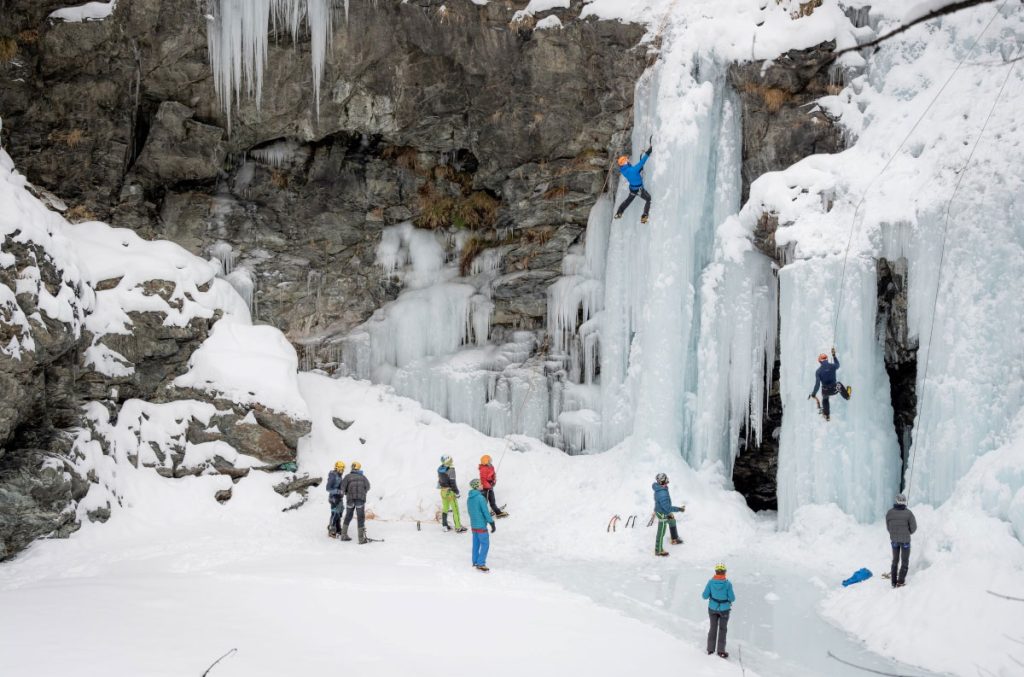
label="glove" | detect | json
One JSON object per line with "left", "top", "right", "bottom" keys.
{"left": 455, "top": 493, "right": 461, "bottom": 499}
{"left": 645, "top": 146, "right": 653, "bottom": 156}
{"left": 808, "top": 394, "right": 814, "bottom": 400}
{"left": 489, "top": 522, "right": 496, "bottom": 533}
{"left": 831, "top": 347, "right": 837, "bottom": 356}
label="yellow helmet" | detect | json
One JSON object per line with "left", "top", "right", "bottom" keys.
{"left": 351, "top": 461, "right": 362, "bottom": 471}
{"left": 481, "top": 454, "right": 492, "bottom": 465}
{"left": 714, "top": 562, "right": 727, "bottom": 572}
{"left": 334, "top": 461, "right": 345, "bottom": 472}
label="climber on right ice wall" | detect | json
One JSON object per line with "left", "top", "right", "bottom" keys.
{"left": 809, "top": 347, "right": 851, "bottom": 421}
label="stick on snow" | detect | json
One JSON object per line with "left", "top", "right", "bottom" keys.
{"left": 826, "top": 651, "right": 916, "bottom": 677}
{"left": 987, "top": 590, "right": 1024, "bottom": 602}
{"left": 201, "top": 648, "right": 237, "bottom": 677}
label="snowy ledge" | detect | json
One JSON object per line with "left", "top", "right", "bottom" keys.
{"left": 49, "top": 1, "right": 117, "bottom": 23}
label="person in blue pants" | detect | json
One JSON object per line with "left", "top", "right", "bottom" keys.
{"left": 467, "top": 478, "right": 496, "bottom": 572}
{"left": 614, "top": 145, "right": 653, "bottom": 223}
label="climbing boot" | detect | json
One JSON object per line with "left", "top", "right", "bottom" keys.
{"left": 327, "top": 526, "right": 337, "bottom": 539}
{"left": 614, "top": 212, "right": 623, "bottom": 220}
{"left": 358, "top": 528, "right": 368, "bottom": 545}
{"left": 441, "top": 512, "right": 450, "bottom": 531}
{"left": 717, "top": 652, "right": 729, "bottom": 659}
{"left": 655, "top": 550, "right": 669, "bottom": 557}
{"left": 339, "top": 525, "right": 352, "bottom": 542}
{"left": 455, "top": 526, "right": 467, "bottom": 534}
{"left": 846, "top": 385, "right": 852, "bottom": 397}
{"left": 475, "top": 565, "right": 490, "bottom": 573}
{"left": 670, "top": 538, "right": 684, "bottom": 545}
{"left": 641, "top": 214, "right": 649, "bottom": 224}
{"left": 494, "top": 510, "right": 509, "bottom": 518}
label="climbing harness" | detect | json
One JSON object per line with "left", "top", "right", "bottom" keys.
{"left": 830, "top": 0, "right": 1010, "bottom": 346}
{"left": 905, "top": 37, "right": 1021, "bottom": 500}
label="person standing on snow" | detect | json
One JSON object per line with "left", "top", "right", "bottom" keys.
{"left": 340, "top": 462, "right": 371, "bottom": 544}
{"left": 809, "top": 347, "right": 851, "bottom": 421}
{"left": 613, "top": 144, "right": 653, "bottom": 224}
{"left": 885, "top": 493, "right": 917, "bottom": 587}
{"left": 702, "top": 563, "right": 735, "bottom": 659}
{"left": 437, "top": 455, "right": 466, "bottom": 533}
{"left": 467, "top": 478, "right": 496, "bottom": 572}
{"left": 326, "top": 460, "right": 345, "bottom": 538}
{"left": 652, "top": 472, "right": 685, "bottom": 556}
{"left": 478, "top": 455, "right": 508, "bottom": 518}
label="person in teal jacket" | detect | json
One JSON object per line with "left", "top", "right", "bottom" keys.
{"left": 702, "top": 563, "right": 736, "bottom": 658}
{"left": 467, "top": 479, "right": 496, "bottom": 572}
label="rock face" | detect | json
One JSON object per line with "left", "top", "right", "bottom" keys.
{"left": 1, "top": 0, "right": 647, "bottom": 349}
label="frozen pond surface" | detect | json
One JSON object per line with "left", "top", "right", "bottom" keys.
{"left": 522, "top": 558, "right": 942, "bottom": 677}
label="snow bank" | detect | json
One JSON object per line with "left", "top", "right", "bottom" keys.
{"left": 175, "top": 321, "right": 309, "bottom": 419}
{"left": 49, "top": 1, "right": 117, "bottom": 23}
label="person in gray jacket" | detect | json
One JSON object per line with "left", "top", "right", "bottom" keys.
{"left": 340, "top": 462, "right": 371, "bottom": 544}
{"left": 885, "top": 493, "right": 917, "bottom": 587}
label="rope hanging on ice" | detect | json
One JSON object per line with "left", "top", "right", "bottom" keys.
{"left": 905, "top": 39, "right": 1021, "bottom": 500}
{"left": 829, "top": 0, "right": 1010, "bottom": 345}
{"left": 825, "top": 650, "right": 917, "bottom": 677}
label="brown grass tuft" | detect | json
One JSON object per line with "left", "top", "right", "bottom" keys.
{"left": 0, "top": 36, "right": 17, "bottom": 63}
{"left": 270, "top": 169, "right": 289, "bottom": 189}
{"left": 741, "top": 83, "right": 792, "bottom": 113}
{"left": 459, "top": 237, "right": 484, "bottom": 276}
{"left": 66, "top": 205, "right": 97, "bottom": 223}
{"left": 17, "top": 29, "right": 40, "bottom": 45}
{"left": 543, "top": 184, "right": 569, "bottom": 200}
{"left": 522, "top": 227, "right": 553, "bottom": 246}
{"left": 381, "top": 145, "right": 420, "bottom": 172}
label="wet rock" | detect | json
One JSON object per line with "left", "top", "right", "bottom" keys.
{"left": 214, "top": 488, "right": 232, "bottom": 503}
{"left": 273, "top": 474, "right": 321, "bottom": 497}
{"left": 130, "top": 101, "right": 227, "bottom": 187}
{"left": 332, "top": 417, "right": 354, "bottom": 431}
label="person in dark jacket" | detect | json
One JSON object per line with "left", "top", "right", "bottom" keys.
{"left": 613, "top": 146, "right": 653, "bottom": 223}
{"left": 809, "top": 347, "right": 851, "bottom": 421}
{"left": 340, "top": 462, "right": 371, "bottom": 544}
{"left": 702, "top": 563, "right": 736, "bottom": 659}
{"left": 885, "top": 493, "right": 917, "bottom": 587}
{"left": 478, "top": 454, "right": 508, "bottom": 518}
{"left": 652, "top": 473, "right": 685, "bottom": 556}
{"left": 437, "top": 455, "right": 466, "bottom": 533}
{"left": 326, "top": 460, "right": 345, "bottom": 538}
{"left": 467, "top": 479, "right": 496, "bottom": 572}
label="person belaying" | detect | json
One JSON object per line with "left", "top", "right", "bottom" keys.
{"left": 478, "top": 455, "right": 508, "bottom": 518}
{"left": 885, "top": 493, "right": 917, "bottom": 588}
{"left": 702, "top": 563, "right": 736, "bottom": 659}
{"left": 340, "top": 461, "right": 371, "bottom": 544}
{"left": 613, "top": 144, "right": 653, "bottom": 224}
{"left": 326, "top": 460, "right": 345, "bottom": 538}
{"left": 652, "top": 472, "right": 685, "bottom": 556}
{"left": 467, "top": 478, "right": 496, "bottom": 572}
{"left": 437, "top": 455, "right": 466, "bottom": 533}
{"left": 808, "top": 347, "right": 851, "bottom": 421}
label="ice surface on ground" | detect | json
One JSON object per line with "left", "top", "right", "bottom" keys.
{"left": 49, "top": 1, "right": 117, "bottom": 22}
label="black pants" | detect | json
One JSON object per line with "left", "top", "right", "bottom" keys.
{"left": 329, "top": 495, "right": 344, "bottom": 532}
{"left": 821, "top": 381, "right": 849, "bottom": 417}
{"left": 616, "top": 187, "right": 652, "bottom": 218}
{"left": 669, "top": 520, "right": 680, "bottom": 542}
{"left": 344, "top": 499, "right": 366, "bottom": 529}
{"left": 707, "top": 609, "right": 730, "bottom": 654}
{"left": 484, "top": 488, "right": 500, "bottom": 513}
{"left": 891, "top": 542, "right": 910, "bottom": 584}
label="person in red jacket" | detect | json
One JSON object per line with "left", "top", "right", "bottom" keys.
{"left": 478, "top": 455, "right": 508, "bottom": 518}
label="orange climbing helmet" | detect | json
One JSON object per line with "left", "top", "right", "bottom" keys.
{"left": 481, "top": 454, "right": 492, "bottom": 465}
{"left": 818, "top": 353, "right": 828, "bottom": 362}
{"left": 617, "top": 155, "right": 629, "bottom": 167}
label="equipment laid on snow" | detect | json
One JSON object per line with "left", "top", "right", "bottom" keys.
{"left": 607, "top": 514, "right": 621, "bottom": 532}
{"left": 841, "top": 567, "right": 873, "bottom": 587}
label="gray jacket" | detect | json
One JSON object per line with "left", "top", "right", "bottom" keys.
{"left": 885, "top": 505, "right": 917, "bottom": 543}
{"left": 341, "top": 471, "right": 370, "bottom": 503}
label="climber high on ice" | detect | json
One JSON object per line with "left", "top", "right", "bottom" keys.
{"left": 613, "top": 142, "right": 653, "bottom": 224}
{"left": 808, "top": 347, "right": 851, "bottom": 422}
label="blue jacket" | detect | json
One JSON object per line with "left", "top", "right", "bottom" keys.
{"left": 619, "top": 153, "right": 649, "bottom": 190}
{"left": 703, "top": 577, "right": 735, "bottom": 611}
{"left": 652, "top": 482, "right": 682, "bottom": 515}
{"left": 467, "top": 489, "right": 494, "bottom": 531}
{"left": 811, "top": 356, "right": 840, "bottom": 396}
{"left": 326, "top": 470, "right": 343, "bottom": 496}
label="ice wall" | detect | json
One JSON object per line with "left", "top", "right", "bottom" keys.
{"left": 776, "top": 257, "right": 901, "bottom": 526}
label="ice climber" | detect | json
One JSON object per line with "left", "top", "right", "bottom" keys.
{"left": 467, "top": 478, "right": 496, "bottom": 572}
{"left": 885, "top": 493, "right": 917, "bottom": 587}
{"left": 808, "top": 347, "right": 851, "bottom": 421}
{"left": 437, "top": 455, "right": 466, "bottom": 533}
{"left": 613, "top": 144, "right": 653, "bottom": 224}
{"left": 340, "top": 462, "right": 371, "bottom": 544}
{"left": 652, "top": 472, "right": 685, "bottom": 556}
{"left": 326, "top": 460, "right": 345, "bottom": 538}
{"left": 702, "top": 563, "right": 736, "bottom": 659}
{"left": 478, "top": 455, "right": 508, "bottom": 518}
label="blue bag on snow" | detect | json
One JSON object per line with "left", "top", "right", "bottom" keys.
{"left": 841, "top": 567, "right": 873, "bottom": 587}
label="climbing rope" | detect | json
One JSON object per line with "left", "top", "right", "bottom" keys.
{"left": 826, "top": 650, "right": 917, "bottom": 677}
{"left": 904, "top": 39, "right": 1020, "bottom": 500}
{"left": 829, "top": 0, "right": 1010, "bottom": 345}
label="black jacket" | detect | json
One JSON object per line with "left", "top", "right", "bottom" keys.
{"left": 885, "top": 505, "right": 917, "bottom": 543}
{"left": 341, "top": 470, "right": 370, "bottom": 502}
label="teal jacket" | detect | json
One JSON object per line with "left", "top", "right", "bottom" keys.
{"left": 467, "top": 489, "right": 494, "bottom": 531}
{"left": 702, "top": 577, "right": 735, "bottom": 611}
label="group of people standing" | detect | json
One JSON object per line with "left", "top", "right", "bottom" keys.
{"left": 437, "top": 455, "right": 508, "bottom": 572}
{"left": 326, "top": 461, "right": 370, "bottom": 544}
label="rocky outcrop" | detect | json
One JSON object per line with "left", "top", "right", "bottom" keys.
{"left": 1, "top": 0, "right": 647, "bottom": 347}
{"left": 878, "top": 257, "right": 917, "bottom": 476}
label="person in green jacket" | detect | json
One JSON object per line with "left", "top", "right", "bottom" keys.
{"left": 467, "top": 478, "right": 496, "bottom": 572}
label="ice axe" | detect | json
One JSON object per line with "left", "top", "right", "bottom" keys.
{"left": 607, "top": 514, "right": 621, "bottom": 532}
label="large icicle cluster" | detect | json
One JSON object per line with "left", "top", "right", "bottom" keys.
{"left": 205, "top": 0, "right": 335, "bottom": 124}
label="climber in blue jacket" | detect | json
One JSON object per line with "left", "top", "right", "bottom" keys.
{"left": 809, "top": 347, "right": 851, "bottom": 421}
{"left": 652, "top": 473, "right": 684, "bottom": 555}
{"left": 614, "top": 144, "right": 653, "bottom": 223}
{"left": 702, "top": 563, "right": 736, "bottom": 659}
